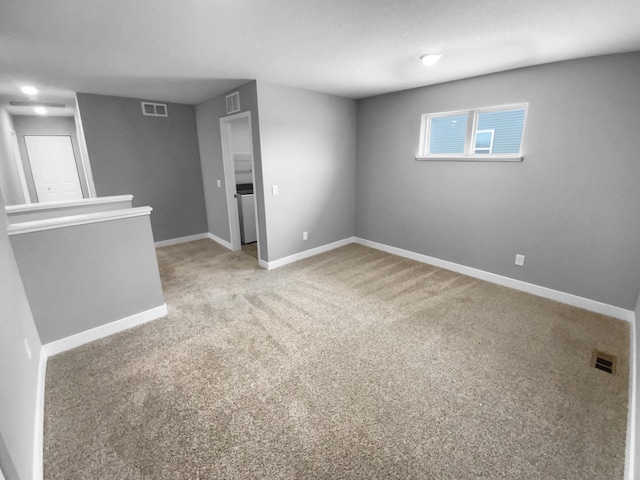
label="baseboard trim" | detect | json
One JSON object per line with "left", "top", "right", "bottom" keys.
{"left": 155, "top": 233, "right": 208, "bottom": 248}
{"left": 263, "top": 237, "right": 356, "bottom": 270}
{"left": 354, "top": 238, "right": 635, "bottom": 322}
{"left": 43, "top": 304, "right": 168, "bottom": 357}
{"left": 626, "top": 316, "right": 637, "bottom": 480}
{"left": 33, "top": 345, "right": 47, "bottom": 480}
{"left": 207, "top": 233, "right": 233, "bottom": 250}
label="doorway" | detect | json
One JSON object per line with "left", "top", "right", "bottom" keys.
{"left": 24, "top": 135, "right": 83, "bottom": 203}
{"left": 219, "top": 112, "right": 262, "bottom": 264}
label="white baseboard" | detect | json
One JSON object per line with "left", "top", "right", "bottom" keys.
{"left": 354, "top": 238, "right": 635, "bottom": 322}
{"left": 33, "top": 345, "right": 47, "bottom": 480}
{"left": 207, "top": 233, "right": 233, "bottom": 250}
{"left": 263, "top": 237, "right": 356, "bottom": 270}
{"left": 155, "top": 233, "right": 208, "bottom": 248}
{"left": 626, "top": 316, "right": 637, "bottom": 480}
{"left": 43, "top": 304, "right": 168, "bottom": 357}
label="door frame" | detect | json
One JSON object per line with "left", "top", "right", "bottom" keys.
{"left": 9, "top": 129, "right": 32, "bottom": 203}
{"left": 219, "top": 111, "right": 262, "bottom": 263}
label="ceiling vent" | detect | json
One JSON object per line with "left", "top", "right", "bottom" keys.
{"left": 226, "top": 92, "right": 240, "bottom": 114}
{"left": 141, "top": 102, "right": 168, "bottom": 117}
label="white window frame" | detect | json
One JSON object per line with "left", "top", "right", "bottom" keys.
{"left": 417, "top": 103, "right": 528, "bottom": 162}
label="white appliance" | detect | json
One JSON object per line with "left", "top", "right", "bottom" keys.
{"left": 236, "top": 189, "right": 256, "bottom": 244}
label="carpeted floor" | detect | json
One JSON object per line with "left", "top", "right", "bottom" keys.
{"left": 241, "top": 241, "right": 259, "bottom": 259}
{"left": 44, "top": 240, "right": 630, "bottom": 479}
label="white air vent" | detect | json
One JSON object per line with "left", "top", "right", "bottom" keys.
{"left": 141, "top": 102, "right": 168, "bottom": 117}
{"left": 226, "top": 92, "right": 240, "bottom": 114}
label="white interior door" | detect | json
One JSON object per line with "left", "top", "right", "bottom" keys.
{"left": 25, "top": 135, "right": 83, "bottom": 203}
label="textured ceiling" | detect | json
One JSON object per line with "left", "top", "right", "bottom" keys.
{"left": 1, "top": 0, "right": 640, "bottom": 107}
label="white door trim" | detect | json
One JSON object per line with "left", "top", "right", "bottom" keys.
{"left": 9, "top": 129, "right": 32, "bottom": 203}
{"left": 219, "top": 111, "right": 263, "bottom": 264}
{"left": 74, "top": 95, "right": 97, "bottom": 198}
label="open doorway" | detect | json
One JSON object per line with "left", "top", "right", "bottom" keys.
{"left": 3, "top": 110, "right": 96, "bottom": 205}
{"left": 220, "top": 112, "right": 262, "bottom": 264}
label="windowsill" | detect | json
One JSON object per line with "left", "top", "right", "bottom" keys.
{"left": 415, "top": 155, "right": 524, "bottom": 162}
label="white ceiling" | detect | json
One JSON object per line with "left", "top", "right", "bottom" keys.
{"left": 1, "top": 0, "right": 640, "bottom": 107}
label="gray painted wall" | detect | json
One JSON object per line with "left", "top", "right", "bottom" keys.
{"left": 195, "top": 81, "right": 268, "bottom": 259}
{"left": 77, "top": 93, "right": 208, "bottom": 242}
{"left": 0, "top": 108, "right": 26, "bottom": 206}
{"left": 11, "top": 115, "right": 89, "bottom": 201}
{"left": 11, "top": 214, "right": 165, "bottom": 344}
{"left": 355, "top": 52, "right": 640, "bottom": 310}
{"left": 0, "top": 186, "right": 42, "bottom": 480}
{"left": 256, "top": 82, "right": 357, "bottom": 261}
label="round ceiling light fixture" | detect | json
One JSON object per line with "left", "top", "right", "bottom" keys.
{"left": 34, "top": 106, "right": 47, "bottom": 115}
{"left": 420, "top": 53, "right": 442, "bottom": 66}
{"left": 21, "top": 85, "right": 38, "bottom": 95}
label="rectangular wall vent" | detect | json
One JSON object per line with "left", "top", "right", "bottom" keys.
{"left": 591, "top": 349, "right": 617, "bottom": 375}
{"left": 141, "top": 102, "right": 168, "bottom": 117}
{"left": 226, "top": 92, "right": 240, "bottom": 114}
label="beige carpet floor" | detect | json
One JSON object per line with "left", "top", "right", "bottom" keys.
{"left": 44, "top": 240, "right": 630, "bottom": 479}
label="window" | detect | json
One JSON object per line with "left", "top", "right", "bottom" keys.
{"left": 418, "top": 104, "right": 527, "bottom": 161}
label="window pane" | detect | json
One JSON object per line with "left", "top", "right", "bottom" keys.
{"left": 475, "top": 108, "right": 525, "bottom": 154}
{"left": 428, "top": 114, "right": 468, "bottom": 154}
{"left": 474, "top": 130, "right": 494, "bottom": 153}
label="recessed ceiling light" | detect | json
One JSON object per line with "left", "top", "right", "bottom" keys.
{"left": 34, "top": 106, "right": 47, "bottom": 115}
{"left": 420, "top": 54, "right": 442, "bottom": 66}
{"left": 21, "top": 86, "right": 38, "bottom": 95}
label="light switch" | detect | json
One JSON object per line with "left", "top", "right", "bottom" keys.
{"left": 217, "top": 179, "right": 221, "bottom": 188}
{"left": 515, "top": 254, "right": 525, "bottom": 266}
{"left": 272, "top": 185, "right": 279, "bottom": 195}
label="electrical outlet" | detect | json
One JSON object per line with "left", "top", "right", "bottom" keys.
{"left": 24, "top": 338, "right": 32, "bottom": 359}
{"left": 303, "top": 231, "right": 308, "bottom": 241}
{"left": 217, "top": 179, "right": 221, "bottom": 188}
{"left": 515, "top": 254, "right": 525, "bottom": 266}
{"left": 272, "top": 185, "right": 279, "bottom": 195}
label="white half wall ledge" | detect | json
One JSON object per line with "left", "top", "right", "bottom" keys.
{"left": 354, "top": 238, "right": 635, "bottom": 323}
{"left": 7, "top": 207, "right": 152, "bottom": 236}
{"left": 5, "top": 195, "right": 134, "bottom": 214}
{"left": 207, "top": 233, "right": 233, "bottom": 251}
{"left": 154, "top": 233, "right": 209, "bottom": 248}
{"left": 43, "top": 303, "right": 168, "bottom": 357}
